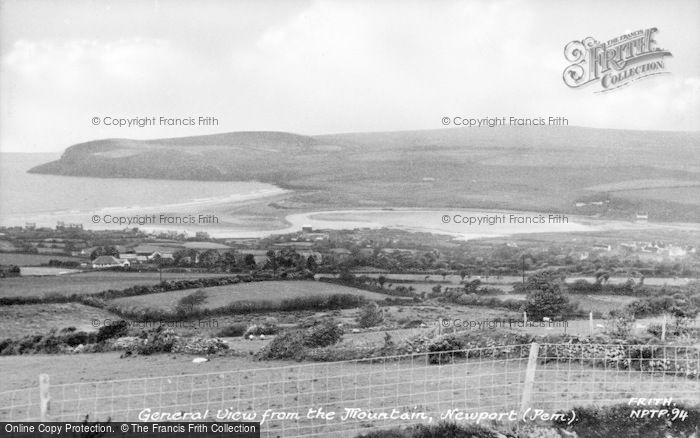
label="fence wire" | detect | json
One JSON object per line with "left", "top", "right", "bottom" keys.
{"left": 1, "top": 343, "right": 698, "bottom": 437}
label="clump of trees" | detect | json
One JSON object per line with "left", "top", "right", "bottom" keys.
{"left": 90, "top": 246, "right": 120, "bottom": 260}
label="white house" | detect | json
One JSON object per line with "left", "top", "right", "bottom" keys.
{"left": 92, "top": 256, "right": 130, "bottom": 269}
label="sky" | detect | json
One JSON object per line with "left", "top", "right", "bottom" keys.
{"left": 1, "top": 0, "right": 699, "bottom": 153}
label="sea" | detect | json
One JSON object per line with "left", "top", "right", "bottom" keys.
{"left": 0, "top": 153, "right": 288, "bottom": 234}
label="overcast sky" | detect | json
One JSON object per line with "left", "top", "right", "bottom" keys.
{"left": 1, "top": 0, "right": 698, "bottom": 153}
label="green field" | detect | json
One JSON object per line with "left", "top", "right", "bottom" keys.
{"left": 0, "top": 253, "right": 82, "bottom": 266}
{"left": 110, "top": 280, "right": 394, "bottom": 311}
{"left": 0, "top": 303, "right": 120, "bottom": 339}
{"left": 0, "top": 271, "right": 237, "bottom": 298}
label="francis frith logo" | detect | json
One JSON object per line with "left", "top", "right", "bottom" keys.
{"left": 563, "top": 28, "right": 672, "bottom": 92}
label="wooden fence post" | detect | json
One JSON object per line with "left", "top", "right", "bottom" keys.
{"left": 661, "top": 314, "right": 667, "bottom": 341}
{"left": 523, "top": 311, "right": 527, "bottom": 326}
{"left": 39, "top": 374, "right": 50, "bottom": 422}
{"left": 589, "top": 312, "right": 594, "bottom": 336}
{"left": 520, "top": 342, "right": 539, "bottom": 414}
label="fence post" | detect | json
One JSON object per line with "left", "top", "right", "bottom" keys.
{"left": 661, "top": 314, "right": 667, "bottom": 341}
{"left": 523, "top": 311, "right": 527, "bottom": 326}
{"left": 589, "top": 312, "right": 593, "bottom": 336}
{"left": 39, "top": 374, "right": 50, "bottom": 421}
{"left": 520, "top": 342, "right": 539, "bottom": 413}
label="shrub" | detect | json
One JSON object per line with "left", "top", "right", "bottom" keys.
{"left": 427, "top": 334, "right": 466, "bottom": 364}
{"left": 476, "top": 286, "right": 502, "bottom": 295}
{"left": 279, "top": 294, "right": 366, "bottom": 311}
{"left": 606, "top": 309, "right": 635, "bottom": 338}
{"left": 216, "top": 323, "right": 248, "bottom": 337}
{"left": 303, "top": 320, "right": 344, "bottom": 348}
{"left": 96, "top": 320, "right": 128, "bottom": 343}
{"left": 133, "top": 328, "right": 175, "bottom": 355}
{"left": 646, "top": 323, "right": 663, "bottom": 338}
{"left": 357, "top": 303, "right": 384, "bottom": 328}
{"left": 61, "top": 331, "right": 90, "bottom": 347}
{"left": 256, "top": 329, "right": 306, "bottom": 361}
{"left": 244, "top": 321, "right": 279, "bottom": 337}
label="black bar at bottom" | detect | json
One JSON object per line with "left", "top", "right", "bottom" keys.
{"left": 1, "top": 422, "right": 260, "bottom": 438}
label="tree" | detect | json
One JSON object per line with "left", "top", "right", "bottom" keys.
{"left": 176, "top": 290, "right": 207, "bottom": 314}
{"left": 243, "top": 254, "right": 256, "bottom": 269}
{"left": 199, "top": 249, "right": 221, "bottom": 268}
{"left": 594, "top": 269, "right": 611, "bottom": 285}
{"left": 306, "top": 255, "right": 318, "bottom": 271}
{"left": 222, "top": 250, "right": 237, "bottom": 269}
{"left": 377, "top": 275, "right": 387, "bottom": 289}
{"left": 460, "top": 270, "right": 468, "bottom": 282}
{"left": 90, "top": 246, "right": 119, "bottom": 260}
{"left": 266, "top": 250, "right": 279, "bottom": 276}
{"left": 173, "top": 249, "right": 198, "bottom": 266}
{"left": 521, "top": 271, "right": 575, "bottom": 320}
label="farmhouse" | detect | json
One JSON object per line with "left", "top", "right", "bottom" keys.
{"left": 147, "top": 251, "right": 174, "bottom": 262}
{"left": 92, "top": 256, "right": 130, "bottom": 269}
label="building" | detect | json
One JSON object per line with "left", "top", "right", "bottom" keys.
{"left": 92, "top": 256, "right": 130, "bottom": 269}
{"left": 147, "top": 251, "right": 174, "bottom": 262}
{"left": 120, "top": 253, "right": 140, "bottom": 263}
{"left": 635, "top": 213, "right": 649, "bottom": 223}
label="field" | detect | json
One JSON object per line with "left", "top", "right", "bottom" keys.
{"left": 0, "top": 303, "right": 120, "bottom": 338}
{"left": 0, "top": 253, "right": 82, "bottom": 266}
{"left": 110, "top": 280, "right": 397, "bottom": 311}
{"left": 0, "top": 271, "right": 238, "bottom": 298}
{"left": 613, "top": 186, "right": 700, "bottom": 205}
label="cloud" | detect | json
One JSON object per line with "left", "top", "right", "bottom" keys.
{"left": 0, "top": 0, "right": 698, "bottom": 152}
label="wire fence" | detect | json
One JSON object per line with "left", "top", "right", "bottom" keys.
{"left": 1, "top": 343, "right": 698, "bottom": 437}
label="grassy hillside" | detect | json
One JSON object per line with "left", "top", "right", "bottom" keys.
{"left": 110, "top": 280, "right": 393, "bottom": 311}
{"left": 29, "top": 127, "right": 700, "bottom": 221}
{"left": 0, "top": 271, "right": 238, "bottom": 299}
